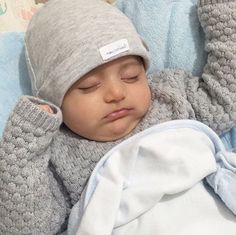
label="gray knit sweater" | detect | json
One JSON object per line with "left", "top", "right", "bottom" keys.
{"left": 1, "top": 0, "right": 236, "bottom": 234}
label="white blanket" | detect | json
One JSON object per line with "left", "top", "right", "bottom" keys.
{"left": 67, "top": 120, "right": 236, "bottom": 235}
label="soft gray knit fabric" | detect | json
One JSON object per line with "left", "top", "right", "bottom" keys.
{"left": 1, "top": 0, "right": 236, "bottom": 234}
{"left": 25, "top": 0, "right": 149, "bottom": 107}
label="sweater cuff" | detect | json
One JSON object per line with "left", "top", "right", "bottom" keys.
{"left": 13, "top": 96, "right": 62, "bottom": 132}
{"left": 199, "top": 0, "right": 236, "bottom": 6}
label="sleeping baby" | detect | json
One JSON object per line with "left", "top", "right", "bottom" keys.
{"left": 0, "top": 0, "right": 236, "bottom": 234}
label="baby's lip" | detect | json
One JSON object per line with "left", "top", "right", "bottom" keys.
{"left": 104, "top": 108, "right": 132, "bottom": 121}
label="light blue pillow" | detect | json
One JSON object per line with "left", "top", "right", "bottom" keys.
{"left": 0, "top": 32, "right": 31, "bottom": 135}
{"left": 116, "top": 0, "right": 207, "bottom": 76}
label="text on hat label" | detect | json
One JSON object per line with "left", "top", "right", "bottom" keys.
{"left": 99, "top": 39, "right": 129, "bottom": 61}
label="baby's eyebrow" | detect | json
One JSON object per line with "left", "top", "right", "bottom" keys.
{"left": 79, "top": 76, "right": 99, "bottom": 84}
{"left": 120, "top": 59, "right": 143, "bottom": 70}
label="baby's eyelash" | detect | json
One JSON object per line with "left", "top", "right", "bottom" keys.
{"left": 79, "top": 86, "right": 93, "bottom": 90}
{"left": 78, "top": 83, "right": 100, "bottom": 92}
{"left": 122, "top": 76, "right": 139, "bottom": 83}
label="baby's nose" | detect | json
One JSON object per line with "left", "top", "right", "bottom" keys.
{"left": 104, "top": 80, "right": 126, "bottom": 103}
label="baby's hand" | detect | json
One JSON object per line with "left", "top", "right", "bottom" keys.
{"left": 38, "top": 104, "right": 54, "bottom": 114}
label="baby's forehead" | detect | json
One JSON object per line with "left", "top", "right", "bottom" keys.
{"left": 119, "top": 56, "right": 144, "bottom": 66}
{"left": 97, "top": 56, "right": 143, "bottom": 73}
{"left": 99, "top": 55, "right": 144, "bottom": 71}
{"left": 71, "top": 56, "right": 144, "bottom": 85}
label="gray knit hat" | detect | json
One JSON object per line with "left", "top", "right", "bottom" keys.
{"left": 25, "top": 0, "right": 149, "bottom": 107}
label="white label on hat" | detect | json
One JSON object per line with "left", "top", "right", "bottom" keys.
{"left": 99, "top": 39, "right": 129, "bottom": 61}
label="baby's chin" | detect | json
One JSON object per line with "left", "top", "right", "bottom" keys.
{"left": 90, "top": 120, "right": 140, "bottom": 142}
{"left": 68, "top": 114, "right": 144, "bottom": 142}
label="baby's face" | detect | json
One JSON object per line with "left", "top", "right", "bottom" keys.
{"left": 61, "top": 55, "right": 151, "bottom": 141}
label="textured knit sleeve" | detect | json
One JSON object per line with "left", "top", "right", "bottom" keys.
{"left": 0, "top": 96, "right": 68, "bottom": 234}
{"left": 185, "top": 0, "right": 236, "bottom": 134}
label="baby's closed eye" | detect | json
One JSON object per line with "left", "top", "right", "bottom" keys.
{"left": 121, "top": 76, "right": 139, "bottom": 83}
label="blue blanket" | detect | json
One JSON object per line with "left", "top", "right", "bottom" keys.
{"left": 67, "top": 120, "right": 236, "bottom": 235}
